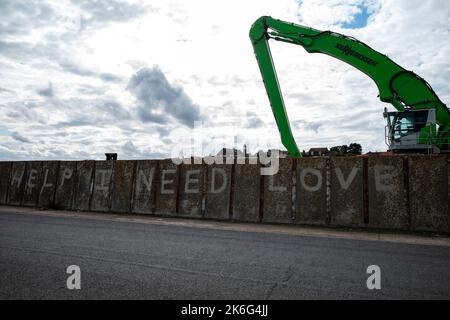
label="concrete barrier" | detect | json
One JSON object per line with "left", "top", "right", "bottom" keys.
{"left": 409, "top": 156, "right": 449, "bottom": 233}
{"left": 73, "top": 161, "right": 95, "bottom": 211}
{"left": 295, "top": 158, "right": 328, "bottom": 225}
{"left": 91, "top": 161, "right": 113, "bottom": 212}
{"left": 368, "top": 156, "right": 409, "bottom": 230}
{"left": 38, "top": 161, "right": 59, "bottom": 208}
{"left": 110, "top": 161, "right": 135, "bottom": 213}
{"left": 0, "top": 162, "right": 11, "bottom": 205}
{"left": 22, "top": 161, "right": 42, "bottom": 207}
{"left": 232, "top": 164, "right": 260, "bottom": 222}
{"left": 1, "top": 156, "right": 449, "bottom": 234}
{"left": 204, "top": 164, "right": 232, "bottom": 220}
{"left": 177, "top": 163, "right": 204, "bottom": 218}
{"left": 330, "top": 157, "right": 364, "bottom": 227}
{"left": 154, "top": 160, "right": 178, "bottom": 216}
{"left": 7, "top": 162, "right": 26, "bottom": 206}
{"left": 54, "top": 161, "right": 77, "bottom": 209}
{"left": 262, "top": 158, "right": 293, "bottom": 224}
{"left": 132, "top": 160, "right": 158, "bottom": 214}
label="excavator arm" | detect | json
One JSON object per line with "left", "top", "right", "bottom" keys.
{"left": 250, "top": 16, "right": 450, "bottom": 158}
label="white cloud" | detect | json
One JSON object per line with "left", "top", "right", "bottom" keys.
{"left": 127, "top": 66, "right": 201, "bottom": 127}
{"left": 0, "top": 0, "right": 449, "bottom": 160}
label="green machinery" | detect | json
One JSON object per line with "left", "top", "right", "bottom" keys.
{"left": 249, "top": 16, "right": 450, "bottom": 158}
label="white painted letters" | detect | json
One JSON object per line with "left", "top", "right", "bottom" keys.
{"left": 161, "top": 169, "right": 176, "bottom": 194}
{"left": 300, "top": 169, "right": 322, "bottom": 192}
{"left": 60, "top": 167, "right": 73, "bottom": 187}
{"left": 335, "top": 167, "right": 359, "bottom": 190}
{"left": 374, "top": 165, "right": 395, "bottom": 192}
{"left": 136, "top": 168, "right": 155, "bottom": 193}
{"left": 210, "top": 168, "right": 227, "bottom": 194}
{"left": 96, "top": 169, "right": 110, "bottom": 192}
{"left": 40, "top": 169, "right": 53, "bottom": 193}
{"left": 26, "top": 169, "right": 38, "bottom": 194}
{"left": 185, "top": 170, "right": 200, "bottom": 194}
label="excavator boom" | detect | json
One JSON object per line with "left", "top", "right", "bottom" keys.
{"left": 250, "top": 16, "right": 450, "bottom": 157}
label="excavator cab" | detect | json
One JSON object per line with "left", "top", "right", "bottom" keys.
{"left": 384, "top": 108, "right": 439, "bottom": 154}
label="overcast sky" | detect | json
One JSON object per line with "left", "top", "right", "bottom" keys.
{"left": 1, "top": 0, "right": 449, "bottom": 160}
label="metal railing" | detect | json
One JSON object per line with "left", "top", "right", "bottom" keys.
{"left": 385, "top": 122, "right": 450, "bottom": 154}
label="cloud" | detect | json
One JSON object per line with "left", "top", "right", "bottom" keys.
{"left": 99, "top": 73, "right": 123, "bottom": 83}
{"left": 293, "top": 120, "right": 323, "bottom": 133}
{"left": 59, "top": 60, "right": 123, "bottom": 82}
{"left": 54, "top": 119, "right": 93, "bottom": 128}
{"left": 0, "top": 40, "right": 31, "bottom": 60}
{"left": 72, "top": 0, "right": 147, "bottom": 29}
{"left": 0, "top": 0, "right": 449, "bottom": 160}
{"left": 11, "top": 132, "right": 31, "bottom": 143}
{"left": 127, "top": 66, "right": 201, "bottom": 127}
{"left": 297, "top": 0, "right": 380, "bottom": 29}
{"left": 37, "top": 82, "right": 54, "bottom": 97}
{"left": 59, "top": 60, "right": 96, "bottom": 77}
{"left": 120, "top": 140, "right": 166, "bottom": 159}
{"left": 0, "top": 0, "right": 57, "bottom": 36}
{"left": 0, "top": 86, "right": 15, "bottom": 94}
{"left": 51, "top": 98, "right": 131, "bottom": 129}
{"left": 121, "top": 140, "right": 139, "bottom": 156}
{"left": 156, "top": 126, "right": 171, "bottom": 138}
{"left": 245, "top": 112, "right": 265, "bottom": 129}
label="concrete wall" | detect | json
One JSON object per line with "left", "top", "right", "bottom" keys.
{"left": 296, "top": 158, "right": 328, "bottom": 225}
{"left": 7, "top": 162, "right": 26, "bottom": 206}
{"left": 0, "top": 162, "right": 11, "bottom": 205}
{"left": 330, "top": 157, "right": 364, "bottom": 227}
{"left": 55, "top": 162, "right": 77, "bottom": 210}
{"left": 263, "top": 158, "right": 294, "bottom": 224}
{"left": 368, "top": 157, "right": 409, "bottom": 230}
{"left": 132, "top": 160, "right": 157, "bottom": 214}
{"left": 204, "top": 164, "right": 232, "bottom": 220}
{"left": 1, "top": 156, "right": 449, "bottom": 234}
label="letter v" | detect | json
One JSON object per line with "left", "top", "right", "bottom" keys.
{"left": 335, "top": 167, "right": 358, "bottom": 190}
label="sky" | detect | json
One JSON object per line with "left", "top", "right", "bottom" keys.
{"left": 0, "top": 0, "right": 449, "bottom": 160}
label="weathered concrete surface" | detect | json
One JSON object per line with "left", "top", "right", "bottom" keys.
{"left": 232, "top": 164, "right": 260, "bottom": 222}
{"left": 368, "top": 156, "right": 409, "bottom": 230}
{"left": 409, "top": 156, "right": 449, "bottom": 233}
{"left": 204, "top": 165, "right": 232, "bottom": 220}
{"left": 22, "top": 161, "right": 42, "bottom": 207}
{"left": 73, "top": 161, "right": 95, "bottom": 211}
{"left": 296, "top": 158, "right": 327, "bottom": 225}
{"left": 54, "top": 162, "right": 77, "bottom": 210}
{"left": 154, "top": 160, "right": 178, "bottom": 216}
{"left": 91, "top": 161, "right": 113, "bottom": 212}
{"left": 1, "top": 156, "right": 450, "bottom": 235}
{"left": 263, "top": 158, "right": 293, "bottom": 224}
{"left": 7, "top": 162, "right": 27, "bottom": 206}
{"left": 38, "top": 161, "right": 59, "bottom": 208}
{"left": 178, "top": 164, "right": 204, "bottom": 218}
{"left": 330, "top": 157, "right": 364, "bottom": 227}
{"left": 0, "top": 162, "right": 11, "bottom": 204}
{"left": 132, "top": 161, "right": 158, "bottom": 214}
{"left": 110, "top": 161, "right": 135, "bottom": 213}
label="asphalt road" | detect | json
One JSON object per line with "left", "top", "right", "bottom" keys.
{"left": 1, "top": 208, "right": 450, "bottom": 300}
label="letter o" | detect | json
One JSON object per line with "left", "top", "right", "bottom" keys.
{"left": 300, "top": 169, "right": 322, "bottom": 192}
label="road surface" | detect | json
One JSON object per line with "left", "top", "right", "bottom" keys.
{"left": 0, "top": 207, "right": 449, "bottom": 299}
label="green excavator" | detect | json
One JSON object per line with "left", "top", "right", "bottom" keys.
{"left": 249, "top": 16, "right": 450, "bottom": 158}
